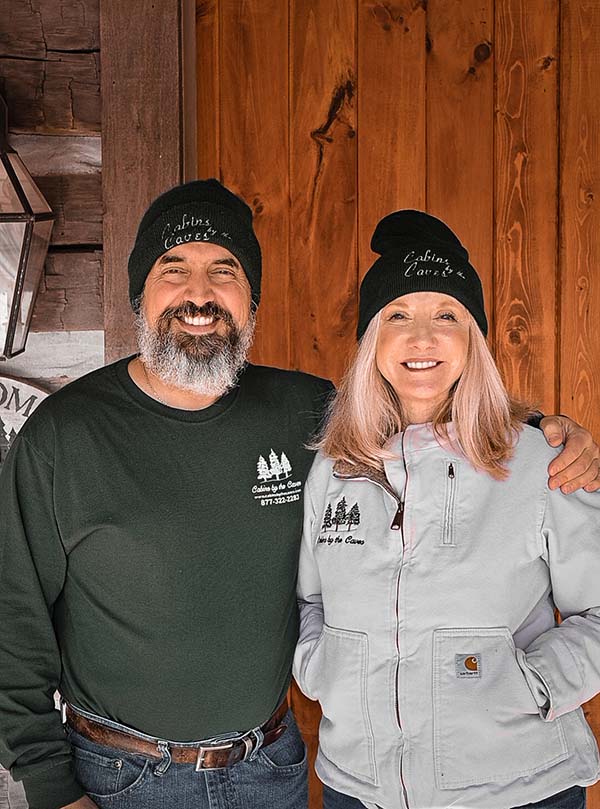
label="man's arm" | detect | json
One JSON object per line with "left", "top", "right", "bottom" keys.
{"left": 0, "top": 433, "right": 85, "bottom": 809}
{"left": 539, "top": 415, "right": 600, "bottom": 493}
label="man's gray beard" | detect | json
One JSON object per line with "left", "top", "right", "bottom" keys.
{"left": 135, "top": 309, "right": 256, "bottom": 397}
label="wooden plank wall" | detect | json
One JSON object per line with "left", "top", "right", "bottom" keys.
{"left": 0, "top": 0, "right": 104, "bottom": 390}
{"left": 197, "top": 1, "right": 600, "bottom": 807}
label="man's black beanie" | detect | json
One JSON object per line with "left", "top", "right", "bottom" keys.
{"left": 357, "top": 210, "right": 488, "bottom": 339}
{"left": 127, "top": 179, "right": 262, "bottom": 308}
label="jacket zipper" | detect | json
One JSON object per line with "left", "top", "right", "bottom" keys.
{"left": 442, "top": 462, "right": 456, "bottom": 546}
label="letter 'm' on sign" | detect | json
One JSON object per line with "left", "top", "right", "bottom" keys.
{"left": 6, "top": 387, "right": 38, "bottom": 418}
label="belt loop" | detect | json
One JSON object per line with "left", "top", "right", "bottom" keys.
{"left": 247, "top": 726, "right": 264, "bottom": 762}
{"left": 153, "top": 741, "right": 172, "bottom": 776}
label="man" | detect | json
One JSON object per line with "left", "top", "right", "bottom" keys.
{"left": 0, "top": 180, "right": 597, "bottom": 809}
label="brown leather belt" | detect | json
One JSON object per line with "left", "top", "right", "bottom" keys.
{"left": 65, "top": 700, "right": 288, "bottom": 770}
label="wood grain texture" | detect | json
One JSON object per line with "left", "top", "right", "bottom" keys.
{"left": 494, "top": 0, "right": 559, "bottom": 412}
{"left": 426, "top": 0, "right": 494, "bottom": 318}
{"left": 0, "top": 0, "right": 100, "bottom": 58}
{"left": 358, "top": 0, "right": 427, "bottom": 277}
{"left": 220, "top": 0, "right": 290, "bottom": 369}
{"left": 196, "top": 0, "right": 220, "bottom": 178}
{"left": 289, "top": 0, "right": 357, "bottom": 384}
{"left": 101, "top": 0, "right": 196, "bottom": 362}
{"left": 8, "top": 134, "right": 101, "bottom": 176}
{"left": 30, "top": 251, "right": 103, "bottom": 332}
{"left": 0, "top": 330, "right": 104, "bottom": 384}
{"left": 560, "top": 5, "right": 600, "bottom": 802}
{"left": 36, "top": 174, "right": 102, "bottom": 246}
{"left": 0, "top": 52, "right": 101, "bottom": 134}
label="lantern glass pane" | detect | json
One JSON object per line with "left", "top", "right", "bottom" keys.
{"left": 0, "top": 159, "right": 25, "bottom": 214}
{"left": 0, "top": 221, "right": 26, "bottom": 352}
{"left": 10, "top": 219, "right": 53, "bottom": 354}
{"left": 7, "top": 154, "right": 52, "bottom": 215}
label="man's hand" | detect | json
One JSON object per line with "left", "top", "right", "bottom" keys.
{"left": 61, "top": 798, "right": 99, "bottom": 809}
{"left": 540, "top": 415, "right": 600, "bottom": 493}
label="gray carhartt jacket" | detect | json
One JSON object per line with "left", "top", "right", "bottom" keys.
{"left": 294, "top": 424, "right": 600, "bottom": 809}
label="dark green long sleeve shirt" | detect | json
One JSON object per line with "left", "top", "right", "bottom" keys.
{"left": 0, "top": 359, "right": 332, "bottom": 808}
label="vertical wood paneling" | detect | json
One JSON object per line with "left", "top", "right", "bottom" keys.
{"left": 559, "top": 0, "right": 600, "bottom": 434}
{"left": 560, "top": 7, "right": 600, "bottom": 803}
{"left": 357, "top": 0, "right": 427, "bottom": 276}
{"left": 495, "top": 0, "right": 559, "bottom": 411}
{"left": 220, "top": 0, "right": 290, "bottom": 368}
{"left": 289, "top": 0, "right": 358, "bottom": 383}
{"left": 426, "top": 1, "right": 494, "bottom": 314}
{"left": 196, "top": 0, "right": 220, "bottom": 178}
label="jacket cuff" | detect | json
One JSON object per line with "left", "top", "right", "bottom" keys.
{"left": 23, "top": 760, "right": 85, "bottom": 809}
{"left": 516, "top": 647, "right": 552, "bottom": 720}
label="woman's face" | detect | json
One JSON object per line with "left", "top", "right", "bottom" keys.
{"left": 376, "top": 292, "right": 471, "bottom": 424}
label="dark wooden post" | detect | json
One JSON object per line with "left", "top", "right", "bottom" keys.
{"left": 100, "top": 0, "right": 197, "bottom": 362}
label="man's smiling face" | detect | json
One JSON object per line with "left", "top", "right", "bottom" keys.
{"left": 142, "top": 241, "right": 251, "bottom": 343}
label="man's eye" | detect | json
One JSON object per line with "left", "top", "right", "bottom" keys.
{"left": 213, "top": 267, "right": 236, "bottom": 277}
{"left": 164, "top": 267, "right": 185, "bottom": 275}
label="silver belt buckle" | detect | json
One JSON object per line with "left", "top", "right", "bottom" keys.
{"left": 195, "top": 741, "right": 234, "bottom": 771}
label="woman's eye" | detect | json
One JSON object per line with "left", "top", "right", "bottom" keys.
{"left": 389, "top": 311, "right": 408, "bottom": 321}
{"left": 438, "top": 312, "right": 458, "bottom": 321}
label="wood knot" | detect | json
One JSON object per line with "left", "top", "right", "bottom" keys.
{"left": 540, "top": 55, "right": 555, "bottom": 70}
{"left": 474, "top": 42, "right": 492, "bottom": 63}
{"left": 508, "top": 329, "right": 522, "bottom": 346}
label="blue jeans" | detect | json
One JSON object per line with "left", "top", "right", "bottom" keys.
{"left": 322, "top": 784, "right": 586, "bottom": 809}
{"left": 68, "top": 709, "right": 307, "bottom": 808}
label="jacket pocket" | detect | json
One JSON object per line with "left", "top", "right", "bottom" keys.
{"left": 310, "top": 624, "right": 377, "bottom": 785}
{"left": 433, "top": 627, "right": 569, "bottom": 790}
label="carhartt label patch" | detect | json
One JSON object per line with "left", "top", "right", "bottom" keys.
{"left": 252, "top": 449, "right": 302, "bottom": 507}
{"left": 455, "top": 654, "right": 481, "bottom": 678}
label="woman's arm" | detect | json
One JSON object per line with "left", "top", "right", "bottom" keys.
{"left": 518, "top": 484, "right": 600, "bottom": 720}
{"left": 293, "top": 475, "right": 325, "bottom": 700}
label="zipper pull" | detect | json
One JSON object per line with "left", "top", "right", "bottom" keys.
{"left": 391, "top": 501, "right": 404, "bottom": 531}
{"left": 448, "top": 462, "right": 455, "bottom": 479}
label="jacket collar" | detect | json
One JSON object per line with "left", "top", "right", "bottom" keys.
{"left": 332, "top": 459, "right": 399, "bottom": 503}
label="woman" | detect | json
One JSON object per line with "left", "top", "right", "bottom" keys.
{"left": 294, "top": 210, "right": 600, "bottom": 809}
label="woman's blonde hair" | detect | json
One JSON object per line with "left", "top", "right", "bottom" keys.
{"left": 314, "top": 311, "right": 533, "bottom": 479}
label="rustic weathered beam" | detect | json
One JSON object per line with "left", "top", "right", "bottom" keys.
{"left": 0, "top": 0, "right": 100, "bottom": 58}
{"left": 0, "top": 330, "right": 104, "bottom": 386}
{"left": 36, "top": 174, "right": 102, "bottom": 246}
{"left": 30, "top": 250, "right": 103, "bottom": 332}
{"left": 9, "top": 133, "right": 101, "bottom": 175}
{"left": 100, "top": 0, "right": 196, "bottom": 362}
{"left": 0, "top": 52, "right": 100, "bottom": 133}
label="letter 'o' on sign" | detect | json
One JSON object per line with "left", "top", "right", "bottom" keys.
{"left": 0, "top": 375, "right": 48, "bottom": 469}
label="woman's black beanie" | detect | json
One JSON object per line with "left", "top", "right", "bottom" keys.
{"left": 357, "top": 210, "right": 488, "bottom": 339}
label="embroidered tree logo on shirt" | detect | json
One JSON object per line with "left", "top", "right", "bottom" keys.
{"left": 322, "top": 498, "right": 361, "bottom": 532}
{"left": 256, "top": 450, "right": 293, "bottom": 482}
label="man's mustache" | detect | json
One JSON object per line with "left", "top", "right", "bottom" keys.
{"left": 158, "top": 301, "right": 236, "bottom": 330}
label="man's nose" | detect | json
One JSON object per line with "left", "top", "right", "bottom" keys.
{"left": 182, "top": 271, "right": 215, "bottom": 303}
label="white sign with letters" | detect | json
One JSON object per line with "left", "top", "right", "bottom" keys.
{"left": 0, "top": 375, "right": 48, "bottom": 469}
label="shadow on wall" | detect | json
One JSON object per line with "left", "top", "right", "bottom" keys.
{"left": 0, "top": 768, "right": 28, "bottom": 808}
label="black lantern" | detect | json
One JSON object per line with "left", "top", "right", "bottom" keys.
{"left": 0, "top": 95, "right": 54, "bottom": 359}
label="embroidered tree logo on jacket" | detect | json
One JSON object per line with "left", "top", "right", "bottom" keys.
{"left": 256, "top": 449, "right": 293, "bottom": 482}
{"left": 322, "top": 498, "right": 361, "bottom": 532}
